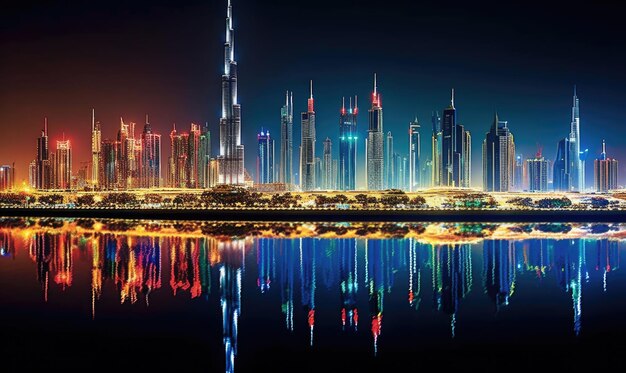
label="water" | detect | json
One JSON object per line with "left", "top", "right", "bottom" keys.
{"left": 1, "top": 219, "right": 625, "bottom": 372}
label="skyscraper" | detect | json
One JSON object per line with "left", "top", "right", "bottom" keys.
{"left": 367, "top": 73, "right": 384, "bottom": 191}
{"left": 385, "top": 131, "right": 394, "bottom": 189}
{"left": 91, "top": 109, "right": 101, "bottom": 188}
{"left": 482, "top": 113, "right": 515, "bottom": 192}
{"left": 568, "top": 86, "right": 583, "bottom": 191}
{"left": 553, "top": 137, "right": 570, "bottom": 191}
{"left": 141, "top": 115, "right": 161, "bottom": 188}
{"left": 35, "top": 118, "right": 51, "bottom": 190}
{"left": 0, "top": 164, "right": 15, "bottom": 191}
{"left": 322, "top": 137, "right": 332, "bottom": 190}
{"left": 102, "top": 139, "right": 119, "bottom": 190}
{"left": 594, "top": 140, "right": 619, "bottom": 192}
{"left": 431, "top": 111, "right": 441, "bottom": 187}
{"left": 199, "top": 122, "right": 211, "bottom": 188}
{"left": 280, "top": 91, "right": 293, "bottom": 186}
{"left": 339, "top": 96, "right": 357, "bottom": 191}
{"left": 527, "top": 152, "right": 548, "bottom": 192}
{"left": 117, "top": 118, "right": 130, "bottom": 189}
{"left": 169, "top": 124, "right": 190, "bottom": 188}
{"left": 188, "top": 123, "right": 201, "bottom": 188}
{"left": 300, "top": 81, "right": 316, "bottom": 191}
{"left": 409, "top": 117, "right": 421, "bottom": 191}
{"left": 441, "top": 90, "right": 456, "bottom": 186}
{"left": 218, "top": 0, "right": 244, "bottom": 185}
{"left": 256, "top": 128, "right": 274, "bottom": 184}
{"left": 55, "top": 138, "right": 72, "bottom": 190}
{"left": 514, "top": 154, "right": 524, "bottom": 191}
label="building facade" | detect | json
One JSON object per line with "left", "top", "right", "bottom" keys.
{"left": 367, "top": 74, "right": 384, "bottom": 190}
{"left": 409, "top": 117, "right": 421, "bottom": 191}
{"left": 91, "top": 109, "right": 101, "bottom": 188}
{"left": 482, "top": 113, "right": 515, "bottom": 192}
{"left": 55, "top": 139, "right": 72, "bottom": 190}
{"left": 339, "top": 96, "right": 357, "bottom": 191}
{"left": 256, "top": 128, "right": 274, "bottom": 184}
{"left": 300, "top": 81, "right": 316, "bottom": 191}
{"left": 527, "top": 154, "right": 548, "bottom": 192}
{"left": 141, "top": 116, "right": 161, "bottom": 188}
{"left": 594, "top": 140, "right": 619, "bottom": 192}
{"left": 322, "top": 137, "right": 333, "bottom": 190}
{"left": 279, "top": 91, "right": 293, "bottom": 186}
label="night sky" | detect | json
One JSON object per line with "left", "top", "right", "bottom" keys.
{"left": 2, "top": 0, "right": 625, "bottom": 187}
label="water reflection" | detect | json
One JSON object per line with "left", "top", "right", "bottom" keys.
{"left": 0, "top": 219, "right": 624, "bottom": 372}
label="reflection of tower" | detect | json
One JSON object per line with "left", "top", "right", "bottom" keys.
{"left": 300, "top": 238, "right": 316, "bottom": 346}
{"left": 483, "top": 240, "right": 516, "bottom": 310}
{"left": 257, "top": 238, "right": 274, "bottom": 293}
{"left": 366, "top": 239, "right": 385, "bottom": 355}
{"left": 54, "top": 233, "right": 73, "bottom": 289}
{"left": 91, "top": 237, "right": 102, "bottom": 319}
{"left": 408, "top": 238, "right": 423, "bottom": 310}
{"left": 30, "top": 232, "right": 53, "bottom": 301}
{"left": 279, "top": 240, "right": 296, "bottom": 331}
{"left": 339, "top": 238, "right": 358, "bottom": 331}
{"left": 138, "top": 237, "right": 162, "bottom": 303}
{"left": 553, "top": 239, "right": 585, "bottom": 335}
{"left": 0, "top": 230, "right": 15, "bottom": 257}
{"left": 220, "top": 240, "right": 244, "bottom": 373}
{"left": 595, "top": 239, "right": 619, "bottom": 292}
{"left": 169, "top": 237, "right": 202, "bottom": 298}
{"left": 432, "top": 244, "right": 472, "bottom": 338}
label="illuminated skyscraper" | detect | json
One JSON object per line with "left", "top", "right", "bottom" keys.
{"left": 169, "top": 124, "right": 190, "bottom": 188}
{"left": 188, "top": 123, "right": 201, "bottom": 188}
{"left": 385, "top": 131, "right": 394, "bottom": 189}
{"left": 431, "top": 111, "right": 441, "bottom": 187}
{"left": 322, "top": 137, "right": 333, "bottom": 190}
{"left": 339, "top": 96, "right": 358, "bottom": 191}
{"left": 514, "top": 154, "right": 524, "bottom": 191}
{"left": 367, "top": 73, "right": 384, "bottom": 190}
{"left": 91, "top": 109, "right": 101, "bottom": 188}
{"left": 568, "top": 86, "right": 583, "bottom": 191}
{"left": 527, "top": 152, "right": 548, "bottom": 192}
{"left": 300, "top": 81, "right": 316, "bottom": 191}
{"left": 256, "top": 128, "right": 274, "bottom": 184}
{"left": 141, "top": 115, "right": 161, "bottom": 188}
{"left": 553, "top": 137, "right": 570, "bottom": 191}
{"left": 441, "top": 90, "right": 456, "bottom": 186}
{"left": 594, "top": 140, "right": 619, "bottom": 192}
{"left": 102, "top": 139, "right": 119, "bottom": 190}
{"left": 117, "top": 118, "right": 130, "bottom": 189}
{"left": 218, "top": 0, "right": 244, "bottom": 185}
{"left": 409, "top": 117, "right": 421, "bottom": 191}
{"left": 0, "top": 164, "right": 15, "bottom": 191}
{"left": 482, "top": 113, "right": 515, "bottom": 192}
{"left": 55, "top": 138, "right": 72, "bottom": 190}
{"left": 279, "top": 91, "right": 293, "bottom": 186}
{"left": 35, "top": 118, "right": 51, "bottom": 190}
{"left": 199, "top": 122, "right": 211, "bottom": 189}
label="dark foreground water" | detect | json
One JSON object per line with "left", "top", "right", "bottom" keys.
{"left": 1, "top": 219, "right": 625, "bottom": 372}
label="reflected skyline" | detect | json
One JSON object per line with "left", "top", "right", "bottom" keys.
{"left": 1, "top": 220, "right": 624, "bottom": 372}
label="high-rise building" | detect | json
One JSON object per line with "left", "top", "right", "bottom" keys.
{"left": 280, "top": 91, "right": 293, "bottom": 186}
{"left": 568, "top": 86, "right": 583, "bottom": 191}
{"left": 0, "top": 164, "right": 15, "bottom": 191}
{"left": 208, "top": 158, "right": 220, "bottom": 188}
{"left": 55, "top": 139, "right": 72, "bottom": 190}
{"left": 527, "top": 153, "right": 548, "bottom": 192}
{"left": 300, "top": 81, "right": 316, "bottom": 191}
{"left": 431, "top": 111, "right": 441, "bottom": 187}
{"left": 409, "top": 117, "right": 421, "bottom": 191}
{"left": 553, "top": 137, "right": 570, "bottom": 191}
{"left": 141, "top": 115, "right": 161, "bottom": 188}
{"left": 218, "top": 0, "right": 244, "bottom": 185}
{"left": 441, "top": 90, "right": 456, "bottom": 186}
{"left": 422, "top": 158, "right": 432, "bottom": 188}
{"left": 256, "top": 128, "right": 274, "bottom": 184}
{"left": 482, "top": 113, "right": 515, "bottom": 192}
{"left": 322, "top": 137, "right": 332, "bottom": 190}
{"left": 117, "top": 118, "right": 130, "bottom": 189}
{"left": 594, "top": 140, "right": 619, "bottom": 192}
{"left": 367, "top": 73, "right": 384, "bottom": 190}
{"left": 91, "top": 109, "right": 101, "bottom": 188}
{"left": 35, "top": 118, "right": 51, "bottom": 190}
{"left": 385, "top": 131, "right": 394, "bottom": 189}
{"left": 199, "top": 122, "right": 211, "bottom": 189}
{"left": 188, "top": 123, "right": 201, "bottom": 188}
{"left": 28, "top": 161, "right": 36, "bottom": 188}
{"left": 339, "top": 96, "right": 358, "bottom": 191}
{"left": 169, "top": 124, "right": 190, "bottom": 188}
{"left": 102, "top": 139, "right": 119, "bottom": 190}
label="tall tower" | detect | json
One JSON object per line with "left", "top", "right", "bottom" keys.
{"left": 385, "top": 131, "right": 394, "bottom": 189}
{"left": 409, "top": 117, "right": 421, "bottom": 191}
{"left": 482, "top": 113, "right": 515, "bottom": 192}
{"left": 188, "top": 123, "right": 201, "bottom": 188}
{"left": 218, "top": 0, "right": 244, "bottom": 185}
{"left": 568, "top": 86, "right": 583, "bottom": 191}
{"left": 55, "top": 138, "right": 72, "bottom": 190}
{"left": 594, "top": 140, "right": 619, "bottom": 192}
{"left": 441, "top": 89, "right": 456, "bottom": 186}
{"left": 280, "top": 91, "right": 293, "bottom": 186}
{"left": 141, "top": 115, "right": 161, "bottom": 188}
{"left": 431, "top": 111, "right": 441, "bottom": 187}
{"left": 300, "top": 81, "right": 316, "bottom": 191}
{"left": 35, "top": 118, "right": 51, "bottom": 190}
{"left": 199, "top": 122, "right": 211, "bottom": 188}
{"left": 91, "top": 109, "right": 101, "bottom": 188}
{"left": 339, "top": 96, "right": 358, "bottom": 191}
{"left": 322, "top": 137, "right": 332, "bottom": 190}
{"left": 367, "top": 73, "right": 384, "bottom": 191}
{"left": 256, "top": 128, "right": 274, "bottom": 184}
{"left": 117, "top": 118, "right": 130, "bottom": 189}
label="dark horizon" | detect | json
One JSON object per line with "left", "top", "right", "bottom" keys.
{"left": 2, "top": 0, "right": 625, "bottom": 186}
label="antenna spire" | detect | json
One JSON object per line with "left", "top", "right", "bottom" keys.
{"left": 451, "top": 88, "right": 455, "bottom": 108}
{"left": 310, "top": 80, "right": 313, "bottom": 99}
{"left": 374, "top": 73, "right": 377, "bottom": 95}
{"left": 44, "top": 117, "right": 48, "bottom": 135}
{"left": 91, "top": 108, "right": 95, "bottom": 131}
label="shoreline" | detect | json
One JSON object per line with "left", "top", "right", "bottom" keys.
{"left": 1, "top": 207, "right": 625, "bottom": 222}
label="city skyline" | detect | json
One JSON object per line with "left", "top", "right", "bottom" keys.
{"left": 1, "top": 0, "right": 625, "bottom": 189}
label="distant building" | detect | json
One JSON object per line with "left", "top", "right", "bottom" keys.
{"left": 482, "top": 113, "right": 515, "bottom": 192}
{"left": 91, "top": 109, "right": 101, "bottom": 188}
{"left": 527, "top": 153, "right": 548, "bottom": 192}
{"left": 300, "top": 81, "right": 316, "bottom": 191}
{"left": 322, "top": 137, "right": 333, "bottom": 190}
{"left": 0, "top": 164, "right": 15, "bottom": 191}
{"left": 440, "top": 90, "right": 470, "bottom": 187}
{"left": 28, "top": 161, "right": 36, "bottom": 188}
{"left": 553, "top": 137, "right": 570, "bottom": 191}
{"left": 199, "top": 122, "right": 211, "bottom": 188}
{"left": 55, "top": 139, "right": 72, "bottom": 190}
{"left": 339, "top": 96, "right": 358, "bottom": 191}
{"left": 256, "top": 128, "right": 274, "bottom": 184}
{"left": 35, "top": 118, "right": 51, "bottom": 190}
{"left": 367, "top": 74, "right": 384, "bottom": 190}
{"left": 141, "top": 115, "right": 161, "bottom": 188}
{"left": 431, "top": 111, "right": 441, "bottom": 187}
{"left": 102, "top": 139, "right": 119, "bottom": 190}
{"left": 280, "top": 91, "right": 294, "bottom": 186}
{"left": 594, "top": 140, "right": 619, "bottom": 192}
{"left": 385, "top": 131, "right": 394, "bottom": 189}
{"left": 514, "top": 154, "right": 524, "bottom": 191}
{"left": 168, "top": 124, "right": 190, "bottom": 188}
{"left": 188, "top": 123, "right": 201, "bottom": 188}
{"left": 409, "top": 117, "right": 421, "bottom": 191}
